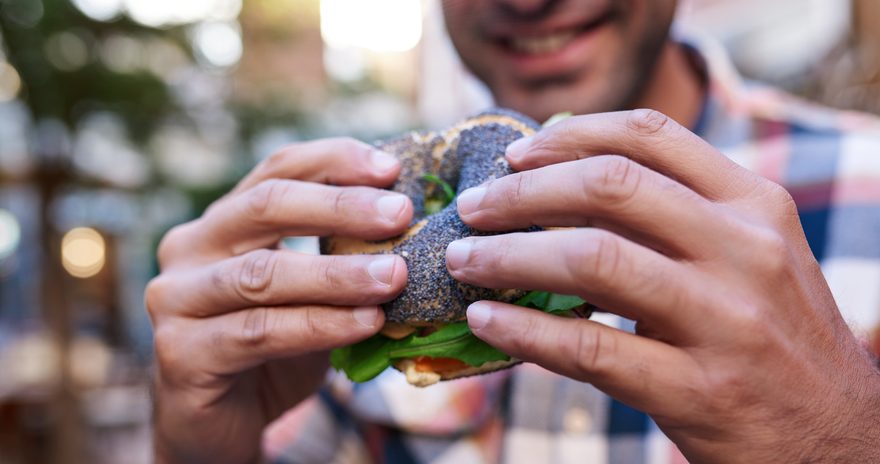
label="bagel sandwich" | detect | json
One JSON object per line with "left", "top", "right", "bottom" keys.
{"left": 325, "top": 109, "right": 588, "bottom": 387}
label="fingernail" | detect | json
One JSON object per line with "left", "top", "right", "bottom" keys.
{"left": 467, "top": 302, "right": 492, "bottom": 330}
{"left": 367, "top": 256, "right": 396, "bottom": 286}
{"left": 370, "top": 150, "right": 398, "bottom": 173}
{"left": 376, "top": 195, "right": 407, "bottom": 222}
{"left": 353, "top": 306, "right": 380, "bottom": 328}
{"left": 445, "top": 240, "right": 472, "bottom": 270}
{"left": 506, "top": 135, "right": 533, "bottom": 161}
{"left": 456, "top": 186, "right": 487, "bottom": 216}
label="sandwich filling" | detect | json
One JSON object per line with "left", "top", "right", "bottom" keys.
{"left": 330, "top": 291, "right": 587, "bottom": 385}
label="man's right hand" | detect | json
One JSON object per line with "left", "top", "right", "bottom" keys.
{"left": 145, "top": 138, "right": 412, "bottom": 463}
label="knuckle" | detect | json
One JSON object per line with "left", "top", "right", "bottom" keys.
{"left": 314, "top": 256, "right": 345, "bottom": 290}
{"left": 245, "top": 179, "right": 289, "bottom": 223}
{"left": 572, "top": 323, "right": 614, "bottom": 375}
{"left": 261, "top": 145, "right": 294, "bottom": 174}
{"left": 330, "top": 187, "right": 355, "bottom": 217}
{"left": 231, "top": 249, "right": 279, "bottom": 303}
{"left": 568, "top": 231, "right": 623, "bottom": 293}
{"left": 329, "top": 137, "right": 372, "bottom": 164}
{"left": 153, "top": 324, "right": 185, "bottom": 374}
{"left": 767, "top": 182, "right": 799, "bottom": 219}
{"left": 593, "top": 234, "right": 624, "bottom": 289}
{"left": 702, "top": 368, "right": 755, "bottom": 415}
{"left": 297, "top": 307, "right": 328, "bottom": 342}
{"left": 626, "top": 109, "right": 672, "bottom": 139}
{"left": 238, "top": 307, "right": 273, "bottom": 350}
{"left": 333, "top": 189, "right": 345, "bottom": 216}
{"left": 508, "top": 314, "right": 544, "bottom": 355}
{"left": 752, "top": 226, "right": 792, "bottom": 276}
{"left": 723, "top": 298, "right": 768, "bottom": 339}
{"left": 156, "top": 223, "right": 192, "bottom": 268}
{"left": 732, "top": 302, "right": 763, "bottom": 329}
{"left": 588, "top": 156, "right": 642, "bottom": 208}
{"left": 144, "top": 276, "right": 170, "bottom": 321}
{"left": 504, "top": 172, "right": 532, "bottom": 210}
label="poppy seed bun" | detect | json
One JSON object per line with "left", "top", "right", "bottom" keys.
{"left": 322, "top": 109, "right": 540, "bottom": 325}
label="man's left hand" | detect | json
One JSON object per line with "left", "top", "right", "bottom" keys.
{"left": 445, "top": 110, "right": 880, "bottom": 463}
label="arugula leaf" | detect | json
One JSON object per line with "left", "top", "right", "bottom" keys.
{"left": 330, "top": 335, "right": 394, "bottom": 383}
{"left": 388, "top": 322, "right": 511, "bottom": 367}
{"left": 422, "top": 174, "right": 456, "bottom": 215}
{"left": 515, "top": 291, "right": 585, "bottom": 314}
{"left": 330, "top": 291, "right": 586, "bottom": 383}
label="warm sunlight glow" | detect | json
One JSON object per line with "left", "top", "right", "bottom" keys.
{"left": 320, "top": 0, "right": 422, "bottom": 53}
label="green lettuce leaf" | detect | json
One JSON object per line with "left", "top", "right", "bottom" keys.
{"left": 387, "top": 322, "right": 511, "bottom": 367}
{"left": 422, "top": 174, "right": 456, "bottom": 215}
{"left": 330, "top": 291, "right": 586, "bottom": 383}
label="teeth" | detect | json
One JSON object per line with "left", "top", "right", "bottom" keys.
{"left": 510, "top": 30, "right": 577, "bottom": 55}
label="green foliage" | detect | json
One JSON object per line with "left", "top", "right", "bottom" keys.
{"left": 0, "top": 0, "right": 185, "bottom": 136}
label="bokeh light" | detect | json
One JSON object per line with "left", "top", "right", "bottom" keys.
{"left": 61, "top": 227, "right": 106, "bottom": 279}
{"left": 320, "top": 0, "right": 422, "bottom": 53}
{"left": 2, "top": 0, "right": 44, "bottom": 28}
{"left": 70, "top": 0, "right": 124, "bottom": 22}
{"left": 0, "top": 62, "right": 22, "bottom": 102}
{"left": 0, "top": 209, "right": 21, "bottom": 260}
{"left": 45, "top": 31, "right": 91, "bottom": 72}
{"left": 99, "top": 34, "right": 141, "bottom": 73}
{"left": 124, "top": 0, "right": 241, "bottom": 28}
{"left": 192, "top": 21, "right": 243, "bottom": 68}
{"left": 72, "top": 0, "right": 242, "bottom": 27}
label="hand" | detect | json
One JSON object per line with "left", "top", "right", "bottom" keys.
{"left": 445, "top": 110, "right": 880, "bottom": 462}
{"left": 145, "top": 138, "right": 411, "bottom": 463}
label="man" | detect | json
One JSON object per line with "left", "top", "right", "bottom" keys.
{"left": 145, "top": 0, "right": 880, "bottom": 462}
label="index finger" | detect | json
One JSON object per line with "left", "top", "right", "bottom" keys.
{"left": 233, "top": 137, "right": 401, "bottom": 195}
{"left": 505, "top": 109, "right": 757, "bottom": 201}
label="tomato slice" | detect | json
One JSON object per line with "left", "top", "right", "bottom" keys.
{"left": 412, "top": 356, "right": 469, "bottom": 374}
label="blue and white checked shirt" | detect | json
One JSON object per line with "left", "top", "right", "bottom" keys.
{"left": 265, "top": 37, "right": 880, "bottom": 464}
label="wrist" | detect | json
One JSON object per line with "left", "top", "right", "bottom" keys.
{"left": 801, "top": 354, "right": 880, "bottom": 462}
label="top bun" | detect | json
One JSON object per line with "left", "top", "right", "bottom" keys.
{"left": 322, "top": 109, "right": 541, "bottom": 325}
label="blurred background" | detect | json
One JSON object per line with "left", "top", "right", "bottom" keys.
{"left": 0, "top": 0, "right": 877, "bottom": 462}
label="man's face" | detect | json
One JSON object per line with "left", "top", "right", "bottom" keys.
{"left": 442, "top": 0, "right": 677, "bottom": 122}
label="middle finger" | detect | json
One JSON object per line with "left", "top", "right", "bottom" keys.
{"left": 148, "top": 249, "right": 407, "bottom": 319}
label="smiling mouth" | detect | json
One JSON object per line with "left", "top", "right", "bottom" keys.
{"left": 498, "top": 12, "right": 613, "bottom": 55}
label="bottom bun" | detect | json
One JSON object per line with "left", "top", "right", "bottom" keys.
{"left": 393, "top": 358, "right": 522, "bottom": 388}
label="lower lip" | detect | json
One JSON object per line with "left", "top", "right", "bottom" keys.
{"left": 496, "top": 20, "right": 612, "bottom": 80}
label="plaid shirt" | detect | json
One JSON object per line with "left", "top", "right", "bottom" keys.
{"left": 265, "top": 37, "right": 880, "bottom": 464}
